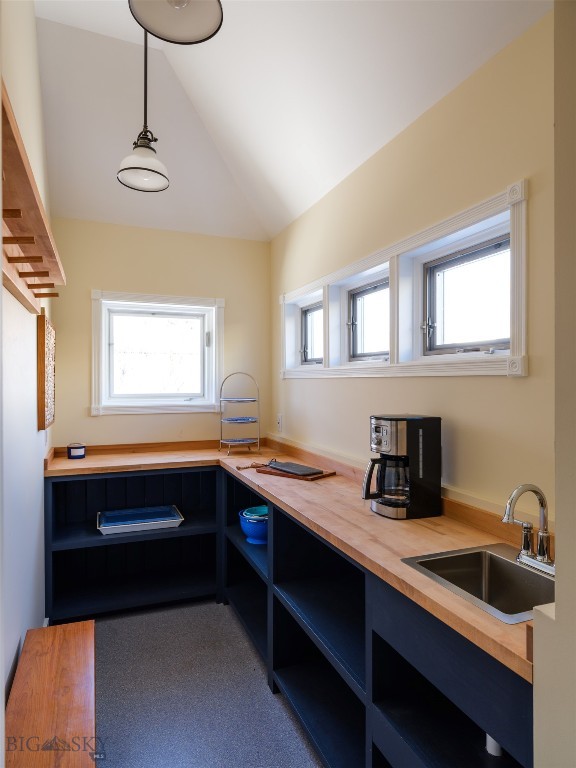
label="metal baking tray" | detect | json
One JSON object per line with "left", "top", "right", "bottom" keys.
{"left": 97, "top": 505, "right": 184, "bottom": 535}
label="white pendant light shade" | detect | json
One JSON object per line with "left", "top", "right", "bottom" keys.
{"left": 117, "top": 143, "right": 169, "bottom": 192}
{"left": 117, "top": 32, "right": 169, "bottom": 192}
{"left": 129, "top": 0, "right": 223, "bottom": 45}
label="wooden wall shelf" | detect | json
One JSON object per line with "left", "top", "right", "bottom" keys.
{"left": 2, "top": 80, "right": 66, "bottom": 314}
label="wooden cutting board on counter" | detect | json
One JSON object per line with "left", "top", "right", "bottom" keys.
{"left": 255, "top": 466, "right": 335, "bottom": 481}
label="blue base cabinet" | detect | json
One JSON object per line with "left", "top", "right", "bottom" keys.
{"left": 369, "top": 576, "right": 530, "bottom": 768}
{"left": 44, "top": 466, "right": 220, "bottom": 621}
{"left": 45, "top": 467, "right": 533, "bottom": 768}
{"left": 222, "top": 473, "right": 532, "bottom": 768}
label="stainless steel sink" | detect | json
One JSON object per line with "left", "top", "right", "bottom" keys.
{"left": 402, "top": 543, "right": 555, "bottom": 624}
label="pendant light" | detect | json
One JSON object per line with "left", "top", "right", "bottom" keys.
{"left": 117, "top": 31, "right": 169, "bottom": 192}
{"left": 128, "top": 0, "right": 223, "bottom": 45}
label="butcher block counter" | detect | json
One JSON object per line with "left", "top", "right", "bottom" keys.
{"left": 44, "top": 444, "right": 535, "bottom": 683}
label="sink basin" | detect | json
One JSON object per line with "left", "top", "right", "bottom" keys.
{"left": 402, "top": 543, "right": 554, "bottom": 624}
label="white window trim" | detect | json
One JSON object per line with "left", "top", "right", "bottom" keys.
{"left": 280, "top": 180, "right": 527, "bottom": 379}
{"left": 91, "top": 290, "right": 225, "bottom": 415}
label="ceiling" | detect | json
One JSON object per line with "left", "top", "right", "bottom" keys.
{"left": 33, "top": 0, "right": 551, "bottom": 242}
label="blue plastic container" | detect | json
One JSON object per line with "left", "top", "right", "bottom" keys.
{"left": 239, "top": 508, "right": 268, "bottom": 544}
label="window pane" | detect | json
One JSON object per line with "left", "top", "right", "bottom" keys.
{"left": 304, "top": 306, "right": 323, "bottom": 361}
{"left": 111, "top": 314, "right": 203, "bottom": 395}
{"left": 434, "top": 247, "right": 510, "bottom": 346}
{"left": 353, "top": 285, "right": 389, "bottom": 356}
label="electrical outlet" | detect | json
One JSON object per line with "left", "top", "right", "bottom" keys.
{"left": 276, "top": 414, "right": 283, "bottom": 433}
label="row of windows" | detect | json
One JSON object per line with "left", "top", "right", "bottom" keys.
{"left": 89, "top": 182, "right": 527, "bottom": 417}
{"left": 300, "top": 234, "right": 511, "bottom": 365}
{"left": 283, "top": 181, "right": 526, "bottom": 378}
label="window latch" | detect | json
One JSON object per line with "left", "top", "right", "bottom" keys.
{"left": 420, "top": 318, "right": 436, "bottom": 338}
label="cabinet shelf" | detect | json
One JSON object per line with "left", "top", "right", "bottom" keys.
{"left": 371, "top": 631, "right": 523, "bottom": 768}
{"left": 45, "top": 469, "right": 218, "bottom": 621}
{"left": 51, "top": 532, "right": 217, "bottom": 620}
{"left": 274, "top": 661, "right": 365, "bottom": 768}
{"left": 274, "top": 578, "right": 365, "bottom": 695}
{"left": 274, "top": 510, "right": 366, "bottom": 694}
{"left": 225, "top": 539, "right": 268, "bottom": 660}
{"left": 51, "top": 510, "right": 216, "bottom": 551}
{"left": 226, "top": 583, "right": 268, "bottom": 660}
{"left": 50, "top": 570, "right": 216, "bottom": 621}
{"left": 273, "top": 598, "right": 365, "bottom": 768}
{"left": 274, "top": 660, "right": 365, "bottom": 768}
{"left": 226, "top": 524, "right": 269, "bottom": 580}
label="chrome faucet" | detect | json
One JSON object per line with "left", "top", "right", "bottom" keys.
{"left": 502, "top": 484, "right": 555, "bottom": 576}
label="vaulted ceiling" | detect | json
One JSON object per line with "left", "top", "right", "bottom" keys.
{"left": 34, "top": 0, "right": 551, "bottom": 242}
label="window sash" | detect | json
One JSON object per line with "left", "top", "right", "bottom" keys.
{"left": 107, "top": 309, "right": 206, "bottom": 399}
{"left": 301, "top": 303, "right": 323, "bottom": 364}
{"left": 423, "top": 236, "right": 511, "bottom": 355}
{"left": 348, "top": 279, "right": 390, "bottom": 361}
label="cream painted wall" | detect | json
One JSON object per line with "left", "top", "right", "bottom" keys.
{"left": 271, "top": 14, "right": 555, "bottom": 519}
{"left": 50, "top": 218, "right": 270, "bottom": 447}
{"left": 1, "top": 0, "right": 49, "bottom": 210}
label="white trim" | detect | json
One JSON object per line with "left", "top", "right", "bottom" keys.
{"left": 280, "top": 180, "right": 528, "bottom": 379}
{"left": 91, "top": 290, "right": 224, "bottom": 415}
{"left": 282, "top": 355, "right": 526, "bottom": 379}
{"left": 91, "top": 289, "right": 225, "bottom": 309}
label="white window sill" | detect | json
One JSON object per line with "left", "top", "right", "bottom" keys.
{"left": 91, "top": 403, "right": 219, "bottom": 416}
{"left": 282, "top": 354, "right": 526, "bottom": 379}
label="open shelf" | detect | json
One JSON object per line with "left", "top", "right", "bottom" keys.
{"left": 50, "top": 532, "right": 216, "bottom": 621}
{"left": 372, "top": 633, "right": 523, "bottom": 768}
{"left": 50, "top": 571, "right": 215, "bottom": 621}
{"left": 274, "top": 600, "right": 365, "bottom": 768}
{"left": 224, "top": 473, "right": 268, "bottom": 524}
{"left": 49, "top": 468, "right": 217, "bottom": 536}
{"left": 274, "top": 576, "right": 365, "bottom": 694}
{"left": 274, "top": 510, "right": 366, "bottom": 693}
{"left": 52, "top": 509, "right": 216, "bottom": 551}
{"left": 225, "top": 540, "right": 268, "bottom": 659}
{"left": 226, "top": 524, "right": 268, "bottom": 580}
{"left": 226, "top": 583, "right": 268, "bottom": 660}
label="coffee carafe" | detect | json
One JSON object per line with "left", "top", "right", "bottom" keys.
{"left": 362, "top": 415, "right": 441, "bottom": 519}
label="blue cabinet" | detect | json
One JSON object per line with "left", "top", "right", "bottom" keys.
{"left": 222, "top": 473, "right": 532, "bottom": 768}
{"left": 45, "top": 466, "right": 533, "bottom": 767}
{"left": 44, "top": 466, "right": 219, "bottom": 621}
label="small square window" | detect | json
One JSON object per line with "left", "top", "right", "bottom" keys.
{"left": 301, "top": 303, "right": 323, "bottom": 364}
{"left": 423, "top": 236, "right": 511, "bottom": 354}
{"left": 109, "top": 311, "right": 204, "bottom": 397}
{"left": 92, "top": 291, "right": 223, "bottom": 414}
{"left": 348, "top": 279, "right": 390, "bottom": 361}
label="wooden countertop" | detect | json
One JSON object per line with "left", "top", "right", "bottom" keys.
{"left": 45, "top": 446, "right": 534, "bottom": 682}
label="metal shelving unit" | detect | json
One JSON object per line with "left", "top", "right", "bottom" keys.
{"left": 219, "top": 372, "right": 260, "bottom": 455}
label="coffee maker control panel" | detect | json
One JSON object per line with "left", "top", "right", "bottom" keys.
{"left": 370, "top": 417, "right": 407, "bottom": 455}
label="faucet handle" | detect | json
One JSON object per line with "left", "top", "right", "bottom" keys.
{"left": 536, "top": 529, "right": 552, "bottom": 564}
{"left": 520, "top": 521, "right": 534, "bottom": 557}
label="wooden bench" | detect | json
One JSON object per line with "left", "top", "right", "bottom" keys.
{"left": 5, "top": 620, "right": 97, "bottom": 767}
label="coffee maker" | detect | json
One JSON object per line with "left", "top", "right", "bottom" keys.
{"left": 362, "top": 415, "right": 441, "bottom": 519}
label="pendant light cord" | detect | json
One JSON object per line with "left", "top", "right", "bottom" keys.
{"left": 143, "top": 30, "right": 148, "bottom": 132}
{"left": 133, "top": 30, "right": 157, "bottom": 147}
